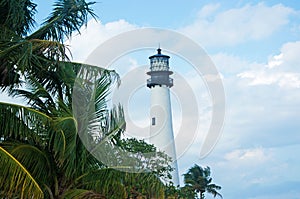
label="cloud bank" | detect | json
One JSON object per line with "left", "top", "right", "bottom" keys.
{"left": 179, "top": 3, "right": 295, "bottom": 46}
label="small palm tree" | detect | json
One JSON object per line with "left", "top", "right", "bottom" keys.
{"left": 183, "top": 164, "right": 222, "bottom": 199}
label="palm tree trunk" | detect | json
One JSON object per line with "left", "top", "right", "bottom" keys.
{"left": 199, "top": 191, "right": 204, "bottom": 199}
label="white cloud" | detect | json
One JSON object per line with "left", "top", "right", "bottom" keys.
{"left": 180, "top": 3, "right": 294, "bottom": 46}
{"left": 266, "top": 41, "right": 300, "bottom": 70}
{"left": 266, "top": 53, "right": 283, "bottom": 69}
{"left": 224, "top": 148, "right": 271, "bottom": 164}
{"left": 238, "top": 41, "right": 300, "bottom": 89}
{"left": 277, "top": 41, "right": 300, "bottom": 70}
{"left": 211, "top": 53, "right": 262, "bottom": 75}
{"left": 197, "top": 3, "right": 221, "bottom": 18}
{"left": 208, "top": 48, "right": 300, "bottom": 158}
{"left": 66, "top": 19, "right": 137, "bottom": 62}
{"left": 238, "top": 70, "right": 300, "bottom": 88}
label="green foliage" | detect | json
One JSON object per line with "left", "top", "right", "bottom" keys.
{"left": 0, "top": 1, "right": 174, "bottom": 198}
{"left": 183, "top": 164, "right": 222, "bottom": 199}
{"left": 0, "top": 61, "right": 167, "bottom": 198}
{"left": 0, "top": 63, "right": 121, "bottom": 198}
{"left": 164, "top": 183, "right": 197, "bottom": 199}
{"left": 0, "top": 0, "right": 36, "bottom": 36}
{"left": 29, "top": 0, "right": 97, "bottom": 42}
{"left": 0, "top": 0, "right": 96, "bottom": 89}
{"left": 119, "top": 138, "right": 173, "bottom": 180}
{"left": 178, "top": 185, "right": 197, "bottom": 199}
{"left": 0, "top": 146, "right": 44, "bottom": 199}
{"left": 164, "top": 164, "right": 222, "bottom": 199}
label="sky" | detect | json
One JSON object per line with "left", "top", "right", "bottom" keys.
{"left": 10, "top": 0, "right": 300, "bottom": 198}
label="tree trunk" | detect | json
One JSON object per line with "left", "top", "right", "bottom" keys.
{"left": 199, "top": 191, "right": 204, "bottom": 199}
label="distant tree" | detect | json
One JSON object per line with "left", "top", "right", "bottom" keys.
{"left": 164, "top": 182, "right": 178, "bottom": 198}
{"left": 183, "top": 164, "right": 222, "bottom": 199}
{"left": 178, "top": 185, "right": 197, "bottom": 199}
{"left": 118, "top": 138, "right": 173, "bottom": 198}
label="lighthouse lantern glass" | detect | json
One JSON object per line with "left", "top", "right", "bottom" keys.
{"left": 150, "top": 57, "right": 169, "bottom": 71}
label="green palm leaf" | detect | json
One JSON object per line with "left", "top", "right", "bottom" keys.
{"left": 61, "top": 189, "right": 105, "bottom": 199}
{"left": 0, "top": 102, "right": 51, "bottom": 144}
{"left": 4, "top": 143, "right": 54, "bottom": 184}
{"left": 183, "top": 164, "right": 222, "bottom": 199}
{"left": 28, "top": 0, "right": 97, "bottom": 42}
{"left": 0, "top": 0, "right": 36, "bottom": 36}
{"left": 0, "top": 146, "right": 43, "bottom": 198}
{"left": 0, "top": 37, "right": 68, "bottom": 89}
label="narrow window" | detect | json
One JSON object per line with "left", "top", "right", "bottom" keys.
{"left": 152, "top": 117, "right": 156, "bottom": 125}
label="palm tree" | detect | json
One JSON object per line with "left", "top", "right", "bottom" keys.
{"left": 183, "top": 164, "right": 222, "bottom": 199}
{"left": 0, "top": 64, "right": 118, "bottom": 198}
{"left": 0, "top": 0, "right": 167, "bottom": 198}
{"left": 0, "top": 63, "right": 165, "bottom": 198}
{"left": 0, "top": 0, "right": 96, "bottom": 89}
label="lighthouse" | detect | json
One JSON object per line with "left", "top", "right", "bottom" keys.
{"left": 147, "top": 48, "right": 179, "bottom": 185}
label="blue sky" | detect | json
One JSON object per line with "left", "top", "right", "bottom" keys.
{"left": 28, "top": 0, "right": 300, "bottom": 198}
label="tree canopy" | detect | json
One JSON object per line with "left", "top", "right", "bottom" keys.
{"left": 183, "top": 164, "right": 222, "bottom": 199}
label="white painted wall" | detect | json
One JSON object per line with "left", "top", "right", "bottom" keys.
{"left": 149, "top": 85, "right": 179, "bottom": 185}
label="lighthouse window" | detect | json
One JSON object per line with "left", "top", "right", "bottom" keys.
{"left": 152, "top": 117, "right": 156, "bottom": 125}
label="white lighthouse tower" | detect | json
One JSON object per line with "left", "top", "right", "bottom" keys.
{"left": 147, "top": 48, "right": 179, "bottom": 185}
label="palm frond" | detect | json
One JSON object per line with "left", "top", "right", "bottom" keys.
{"left": 207, "top": 184, "right": 222, "bottom": 198}
{"left": 0, "top": 0, "right": 36, "bottom": 36}
{"left": 0, "top": 38, "right": 68, "bottom": 90}
{"left": 0, "top": 102, "right": 51, "bottom": 145}
{"left": 76, "top": 168, "right": 127, "bottom": 198}
{"left": 183, "top": 164, "right": 222, "bottom": 199}
{"left": 73, "top": 65, "right": 122, "bottom": 144}
{"left": 73, "top": 168, "right": 165, "bottom": 199}
{"left": 51, "top": 115, "right": 78, "bottom": 173}
{"left": 0, "top": 38, "right": 68, "bottom": 70}
{"left": 0, "top": 146, "right": 43, "bottom": 198}
{"left": 2, "top": 142, "right": 54, "bottom": 187}
{"left": 28, "top": 0, "right": 97, "bottom": 42}
{"left": 61, "top": 189, "right": 105, "bottom": 199}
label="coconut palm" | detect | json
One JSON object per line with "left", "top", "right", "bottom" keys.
{"left": 0, "top": 0, "right": 167, "bottom": 198}
{"left": 0, "top": 0, "right": 96, "bottom": 89}
{"left": 183, "top": 164, "right": 222, "bottom": 199}
{"left": 0, "top": 63, "right": 165, "bottom": 198}
{"left": 0, "top": 64, "right": 118, "bottom": 198}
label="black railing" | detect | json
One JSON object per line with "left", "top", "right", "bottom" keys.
{"left": 147, "top": 77, "right": 173, "bottom": 88}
